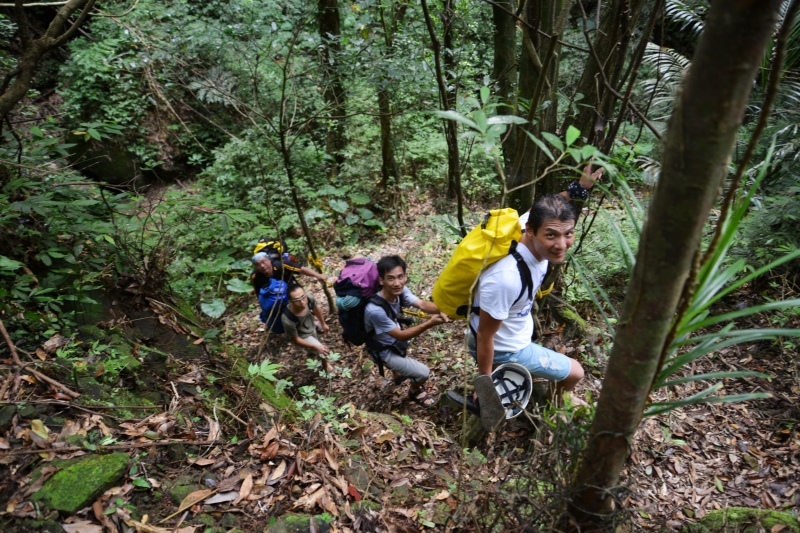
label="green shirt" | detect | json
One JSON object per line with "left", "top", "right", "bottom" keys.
{"left": 281, "top": 293, "right": 318, "bottom": 339}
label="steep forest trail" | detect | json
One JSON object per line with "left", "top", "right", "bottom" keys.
{"left": 1, "top": 188, "right": 798, "bottom": 533}
{"left": 224, "top": 195, "right": 800, "bottom": 529}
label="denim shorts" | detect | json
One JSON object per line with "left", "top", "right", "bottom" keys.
{"left": 468, "top": 333, "right": 571, "bottom": 382}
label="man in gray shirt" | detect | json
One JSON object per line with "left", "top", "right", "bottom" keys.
{"left": 364, "top": 255, "right": 448, "bottom": 407}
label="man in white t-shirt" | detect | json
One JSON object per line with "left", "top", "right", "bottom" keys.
{"left": 467, "top": 164, "right": 602, "bottom": 404}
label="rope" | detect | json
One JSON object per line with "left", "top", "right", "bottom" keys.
{"left": 307, "top": 253, "right": 324, "bottom": 272}
{"left": 536, "top": 281, "right": 554, "bottom": 300}
{"left": 401, "top": 308, "right": 432, "bottom": 319}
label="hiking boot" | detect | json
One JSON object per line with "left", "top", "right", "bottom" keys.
{"left": 445, "top": 390, "right": 480, "bottom": 417}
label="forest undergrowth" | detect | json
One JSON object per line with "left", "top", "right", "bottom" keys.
{"left": 1, "top": 181, "right": 798, "bottom": 533}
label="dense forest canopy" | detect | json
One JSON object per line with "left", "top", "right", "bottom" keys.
{"left": 0, "top": 0, "right": 799, "bottom": 531}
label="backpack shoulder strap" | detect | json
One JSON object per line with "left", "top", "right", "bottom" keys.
{"left": 368, "top": 295, "right": 399, "bottom": 322}
{"left": 281, "top": 306, "right": 301, "bottom": 324}
{"left": 508, "top": 241, "right": 533, "bottom": 306}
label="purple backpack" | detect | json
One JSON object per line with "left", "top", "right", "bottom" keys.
{"left": 333, "top": 258, "right": 381, "bottom": 298}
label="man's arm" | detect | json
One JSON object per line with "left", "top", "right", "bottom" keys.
{"left": 298, "top": 266, "right": 327, "bottom": 282}
{"left": 559, "top": 162, "right": 603, "bottom": 201}
{"left": 383, "top": 314, "right": 446, "bottom": 342}
{"left": 476, "top": 309, "right": 503, "bottom": 376}
{"left": 412, "top": 299, "right": 443, "bottom": 316}
{"left": 291, "top": 335, "right": 330, "bottom": 355}
{"left": 311, "top": 304, "right": 330, "bottom": 334}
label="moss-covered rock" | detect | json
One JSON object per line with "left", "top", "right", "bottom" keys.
{"left": 266, "top": 514, "right": 333, "bottom": 533}
{"left": 32, "top": 453, "right": 129, "bottom": 514}
{"left": 684, "top": 507, "right": 800, "bottom": 533}
{"left": 77, "top": 324, "right": 105, "bottom": 342}
{"left": 168, "top": 475, "right": 198, "bottom": 505}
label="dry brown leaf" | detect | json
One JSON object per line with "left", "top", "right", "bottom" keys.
{"left": 217, "top": 476, "right": 241, "bottom": 493}
{"left": 205, "top": 416, "right": 221, "bottom": 441}
{"left": 35, "top": 348, "right": 48, "bottom": 361}
{"left": 203, "top": 492, "right": 238, "bottom": 505}
{"left": 187, "top": 458, "right": 215, "bottom": 466}
{"left": 434, "top": 490, "right": 450, "bottom": 500}
{"left": 177, "top": 489, "right": 214, "bottom": 514}
{"left": 267, "top": 460, "right": 286, "bottom": 485}
{"left": 0, "top": 437, "right": 9, "bottom": 450}
{"left": 324, "top": 448, "right": 339, "bottom": 472}
{"left": 42, "top": 334, "right": 67, "bottom": 354}
{"left": 376, "top": 431, "right": 395, "bottom": 444}
{"left": 193, "top": 338, "right": 205, "bottom": 345}
{"left": 771, "top": 526, "right": 787, "bottom": 533}
{"left": 61, "top": 521, "right": 103, "bottom": 533}
{"left": 233, "top": 473, "right": 252, "bottom": 506}
{"left": 262, "top": 426, "right": 278, "bottom": 445}
{"left": 390, "top": 478, "right": 409, "bottom": 488}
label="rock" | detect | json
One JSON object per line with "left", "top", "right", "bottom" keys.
{"left": 684, "top": 507, "right": 800, "bottom": 533}
{"left": 266, "top": 514, "right": 332, "bottom": 533}
{"left": 167, "top": 442, "right": 187, "bottom": 462}
{"left": 32, "top": 453, "right": 129, "bottom": 514}
{"left": 18, "top": 404, "right": 38, "bottom": 420}
{"left": 196, "top": 514, "right": 215, "bottom": 527}
{"left": 220, "top": 513, "right": 238, "bottom": 528}
{"left": 0, "top": 405, "right": 16, "bottom": 430}
{"left": 168, "top": 475, "right": 198, "bottom": 505}
{"left": 77, "top": 324, "right": 105, "bottom": 342}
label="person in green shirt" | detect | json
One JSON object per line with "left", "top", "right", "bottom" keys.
{"left": 281, "top": 284, "right": 333, "bottom": 373}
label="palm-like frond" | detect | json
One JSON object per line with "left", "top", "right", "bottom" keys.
{"left": 640, "top": 43, "right": 690, "bottom": 121}
{"left": 188, "top": 66, "right": 238, "bottom": 106}
{"left": 664, "top": 0, "right": 708, "bottom": 38}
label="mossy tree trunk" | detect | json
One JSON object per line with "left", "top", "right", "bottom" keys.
{"left": 318, "top": 0, "right": 347, "bottom": 178}
{"left": 507, "top": 0, "right": 571, "bottom": 211}
{"left": 567, "top": 0, "right": 783, "bottom": 527}
{"left": 491, "top": 0, "right": 518, "bottom": 173}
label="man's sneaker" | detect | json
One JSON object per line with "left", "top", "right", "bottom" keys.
{"left": 445, "top": 390, "right": 480, "bottom": 417}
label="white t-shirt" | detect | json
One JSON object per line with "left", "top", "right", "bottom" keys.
{"left": 469, "top": 243, "right": 549, "bottom": 353}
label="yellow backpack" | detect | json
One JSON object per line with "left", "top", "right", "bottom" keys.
{"left": 432, "top": 208, "right": 523, "bottom": 319}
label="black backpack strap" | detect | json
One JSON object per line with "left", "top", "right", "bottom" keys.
{"left": 508, "top": 241, "right": 533, "bottom": 307}
{"left": 470, "top": 241, "right": 534, "bottom": 339}
{"left": 281, "top": 306, "right": 301, "bottom": 324}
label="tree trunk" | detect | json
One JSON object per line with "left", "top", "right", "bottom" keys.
{"left": 564, "top": 0, "right": 645, "bottom": 146}
{"left": 507, "top": 0, "right": 570, "bottom": 211}
{"left": 377, "top": 86, "right": 400, "bottom": 190}
{"left": 318, "top": 0, "right": 346, "bottom": 177}
{"left": 442, "top": 0, "right": 459, "bottom": 198}
{"left": 421, "top": 0, "right": 465, "bottom": 235}
{"left": 567, "top": 0, "right": 783, "bottom": 527}
{"left": 0, "top": 0, "right": 97, "bottom": 122}
{"left": 491, "top": 0, "right": 518, "bottom": 173}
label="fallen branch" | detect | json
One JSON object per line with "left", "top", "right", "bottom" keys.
{"left": 0, "top": 318, "right": 81, "bottom": 399}
{"left": 0, "top": 439, "right": 229, "bottom": 457}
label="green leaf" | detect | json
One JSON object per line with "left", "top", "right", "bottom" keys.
{"left": 657, "top": 371, "right": 771, "bottom": 389}
{"left": 565, "top": 125, "right": 580, "bottom": 146}
{"left": 226, "top": 278, "right": 253, "bottom": 293}
{"left": 480, "top": 85, "right": 490, "bottom": 105}
{"left": 486, "top": 115, "right": 528, "bottom": 125}
{"left": 541, "top": 132, "right": 564, "bottom": 152}
{"left": 357, "top": 207, "right": 374, "bottom": 220}
{"left": 329, "top": 199, "right": 349, "bottom": 214}
{"left": 419, "top": 519, "right": 436, "bottom": 528}
{"left": 345, "top": 213, "right": 360, "bottom": 225}
{"left": 0, "top": 256, "right": 24, "bottom": 271}
{"left": 349, "top": 193, "right": 370, "bottom": 205}
{"left": 132, "top": 478, "right": 150, "bottom": 489}
{"left": 472, "top": 110, "right": 488, "bottom": 133}
{"left": 200, "top": 298, "right": 226, "bottom": 319}
{"left": 433, "top": 110, "right": 479, "bottom": 131}
{"left": 87, "top": 128, "right": 102, "bottom": 141}
{"left": 30, "top": 126, "right": 44, "bottom": 138}
{"left": 714, "top": 477, "right": 724, "bottom": 493}
{"left": 581, "top": 144, "right": 597, "bottom": 159}
{"left": 525, "top": 131, "right": 554, "bottom": 162}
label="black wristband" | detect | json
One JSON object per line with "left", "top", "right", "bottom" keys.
{"left": 567, "top": 180, "right": 590, "bottom": 201}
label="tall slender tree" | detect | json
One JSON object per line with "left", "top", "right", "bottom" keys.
{"left": 491, "top": 0, "right": 518, "bottom": 172}
{"left": 318, "top": 0, "right": 347, "bottom": 177}
{"left": 507, "top": 0, "right": 571, "bottom": 210}
{"left": 567, "top": 0, "right": 784, "bottom": 527}
{"left": 563, "top": 0, "right": 646, "bottom": 147}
